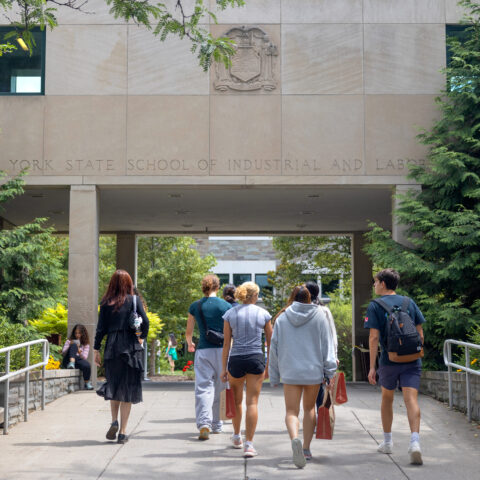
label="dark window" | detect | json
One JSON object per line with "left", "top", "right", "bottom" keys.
{"left": 446, "top": 25, "right": 470, "bottom": 65}
{"left": 0, "top": 27, "right": 45, "bottom": 95}
{"left": 217, "top": 273, "right": 230, "bottom": 286}
{"left": 255, "top": 274, "right": 272, "bottom": 298}
{"left": 233, "top": 273, "right": 251, "bottom": 286}
{"left": 322, "top": 279, "right": 339, "bottom": 296}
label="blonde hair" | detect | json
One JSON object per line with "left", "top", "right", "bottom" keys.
{"left": 235, "top": 282, "right": 260, "bottom": 304}
{"left": 201, "top": 274, "right": 220, "bottom": 295}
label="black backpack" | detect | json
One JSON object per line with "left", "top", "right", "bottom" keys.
{"left": 374, "top": 296, "right": 424, "bottom": 363}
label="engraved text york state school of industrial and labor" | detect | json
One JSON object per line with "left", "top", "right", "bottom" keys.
{"left": 214, "top": 26, "right": 278, "bottom": 92}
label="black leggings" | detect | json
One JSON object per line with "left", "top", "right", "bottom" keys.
{"left": 65, "top": 343, "right": 91, "bottom": 381}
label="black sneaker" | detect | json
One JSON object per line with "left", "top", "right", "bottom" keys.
{"left": 106, "top": 420, "right": 119, "bottom": 440}
{"left": 117, "top": 434, "right": 128, "bottom": 444}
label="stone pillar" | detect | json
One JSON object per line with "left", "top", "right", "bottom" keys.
{"left": 351, "top": 232, "right": 373, "bottom": 382}
{"left": 116, "top": 233, "right": 138, "bottom": 285}
{"left": 68, "top": 185, "right": 99, "bottom": 385}
{"left": 392, "top": 184, "right": 421, "bottom": 248}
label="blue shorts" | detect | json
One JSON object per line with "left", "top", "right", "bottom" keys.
{"left": 378, "top": 363, "right": 422, "bottom": 391}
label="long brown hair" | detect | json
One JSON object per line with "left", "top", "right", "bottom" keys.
{"left": 272, "top": 285, "right": 312, "bottom": 322}
{"left": 101, "top": 269, "right": 134, "bottom": 311}
{"left": 69, "top": 324, "right": 90, "bottom": 346}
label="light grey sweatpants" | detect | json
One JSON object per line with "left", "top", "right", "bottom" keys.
{"left": 194, "top": 348, "right": 224, "bottom": 431}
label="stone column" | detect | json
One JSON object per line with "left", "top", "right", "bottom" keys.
{"left": 351, "top": 232, "right": 373, "bottom": 382}
{"left": 116, "top": 233, "right": 138, "bottom": 285}
{"left": 68, "top": 185, "right": 99, "bottom": 385}
{"left": 392, "top": 184, "right": 421, "bottom": 247}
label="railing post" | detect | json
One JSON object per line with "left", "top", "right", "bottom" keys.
{"left": 466, "top": 347, "right": 471, "bottom": 422}
{"left": 3, "top": 351, "right": 10, "bottom": 435}
{"left": 447, "top": 342, "right": 453, "bottom": 410}
{"left": 24, "top": 345, "right": 30, "bottom": 422}
{"left": 143, "top": 342, "right": 149, "bottom": 381}
{"left": 41, "top": 341, "right": 46, "bottom": 411}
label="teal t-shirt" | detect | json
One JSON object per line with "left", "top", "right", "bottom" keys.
{"left": 188, "top": 297, "right": 232, "bottom": 349}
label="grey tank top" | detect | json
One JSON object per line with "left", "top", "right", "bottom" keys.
{"left": 223, "top": 304, "right": 271, "bottom": 356}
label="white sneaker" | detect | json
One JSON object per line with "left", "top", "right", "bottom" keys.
{"left": 377, "top": 441, "right": 393, "bottom": 454}
{"left": 408, "top": 441, "right": 423, "bottom": 465}
{"left": 231, "top": 434, "right": 243, "bottom": 449}
{"left": 291, "top": 438, "right": 306, "bottom": 469}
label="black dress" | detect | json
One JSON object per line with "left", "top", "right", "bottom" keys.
{"left": 94, "top": 295, "right": 149, "bottom": 404}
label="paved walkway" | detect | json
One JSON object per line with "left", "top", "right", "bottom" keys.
{"left": 1, "top": 382, "right": 479, "bottom": 480}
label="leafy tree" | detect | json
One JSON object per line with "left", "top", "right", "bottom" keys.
{"left": 98, "top": 235, "right": 116, "bottom": 301}
{"left": 364, "top": 0, "right": 480, "bottom": 369}
{"left": 0, "top": 171, "right": 65, "bottom": 325}
{"left": 137, "top": 236, "right": 216, "bottom": 339}
{"left": 0, "top": 0, "right": 244, "bottom": 69}
{"left": 263, "top": 236, "right": 351, "bottom": 316}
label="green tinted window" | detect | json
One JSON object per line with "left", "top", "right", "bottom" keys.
{"left": 233, "top": 273, "right": 251, "bottom": 286}
{"left": 0, "top": 27, "right": 45, "bottom": 95}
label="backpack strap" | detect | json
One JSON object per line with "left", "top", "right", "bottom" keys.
{"left": 373, "top": 298, "right": 394, "bottom": 314}
{"left": 197, "top": 298, "right": 208, "bottom": 331}
{"left": 400, "top": 296, "right": 411, "bottom": 313}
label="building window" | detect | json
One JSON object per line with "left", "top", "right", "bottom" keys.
{"left": 0, "top": 27, "right": 45, "bottom": 95}
{"left": 233, "top": 273, "right": 251, "bottom": 286}
{"left": 446, "top": 25, "right": 470, "bottom": 65}
{"left": 255, "top": 274, "right": 272, "bottom": 298}
{"left": 217, "top": 273, "right": 230, "bottom": 286}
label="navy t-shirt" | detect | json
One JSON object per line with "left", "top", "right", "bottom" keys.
{"left": 188, "top": 297, "right": 232, "bottom": 349}
{"left": 364, "top": 294, "right": 426, "bottom": 366}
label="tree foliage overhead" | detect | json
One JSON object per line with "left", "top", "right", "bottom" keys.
{"left": 364, "top": 0, "right": 480, "bottom": 368}
{"left": 0, "top": 171, "right": 66, "bottom": 325}
{"left": 0, "top": 0, "right": 245, "bottom": 70}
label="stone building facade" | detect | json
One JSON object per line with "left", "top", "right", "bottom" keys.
{"left": 0, "top": 0, "right": 470, "bottom": 381}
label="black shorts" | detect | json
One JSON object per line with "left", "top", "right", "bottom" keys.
{"left": 228, "top": 353, "right": 265, "bottom": 378}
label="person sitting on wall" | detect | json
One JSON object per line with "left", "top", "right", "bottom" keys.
{"left": 61, "top": 324, "right": 93, "bottom": 390}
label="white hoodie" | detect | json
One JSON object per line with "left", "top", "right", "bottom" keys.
{"left": 269, "top": 301, "right": 337, "bottom": 385}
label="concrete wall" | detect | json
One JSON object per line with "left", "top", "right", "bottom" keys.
{"left": 0, "top": 370, "right": 81, "bottom": 428}
{"left": 420, "top": 371, "right": 480, "bottom": 421}
{"left": 0, "top": 0, "right": 468, "bottom": 187}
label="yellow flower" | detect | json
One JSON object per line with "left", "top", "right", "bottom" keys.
{"left": 471, "top": 358, "right": 478, "bottom": 365}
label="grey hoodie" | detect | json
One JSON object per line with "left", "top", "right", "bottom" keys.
{"left": 269, "top": 302, "right": 337, "bottom": 386}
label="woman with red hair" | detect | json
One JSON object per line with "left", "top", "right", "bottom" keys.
{"left": 94, "top": 270, "right": 149, "bottom": 444}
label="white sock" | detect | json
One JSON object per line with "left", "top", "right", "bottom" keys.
{"left": 232, "top": 433, "right": 241, "bottom": 439}
{"left": 245, "top": 440, "right": 253, "bottom": 447}
{"left": 410, "top": 432, "right": 420, "bottom": 444}
{"left": 384, "top": 432, "right": 393, "bottom": 444}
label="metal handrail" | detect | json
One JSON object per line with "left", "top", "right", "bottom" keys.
{"left": 0, "top": 339, "right": 49, "bottom": 434}
{"left": 443, "top": 339, "right": 480, "bottom": 422}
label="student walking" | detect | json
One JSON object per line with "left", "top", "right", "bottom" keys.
{"left": 365, "top": 269, "right": 425, "bottom": 465}
{"left": 186, "top": 274, "right": 232, "bottom": 440}
{"left": 222, "top": 284, "right": 239, "bottom": 307}
{"left": 61, "top": 324, "right": 93, "bottom": 390}
{"left": 94, "top": 270, "right": 149, "bottom": 444}
{"left": 221, "top": 282, "right": 273, "bottom": 457}
{"left": 165, "top": 333, "right": 178, "bottom": 374}
{"left": 269, "top": 285, "right": 337, "bottom": 468}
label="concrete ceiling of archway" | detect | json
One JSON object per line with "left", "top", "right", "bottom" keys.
{"left": 2, "top": 186, "right": 393, "bottom": 234}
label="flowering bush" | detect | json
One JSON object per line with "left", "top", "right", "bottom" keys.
{"left": 45, "top": 356, "right": 61, "bottom": 370}
{"left": 182, "top": 360, "right": 194, "bottom": 373}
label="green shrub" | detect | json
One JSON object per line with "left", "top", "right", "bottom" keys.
{"left": 328, "top": 292, "right": 353, "bottom": 380}
{"left": 29, "top": 303, "right": 68, "bottom": 340}
{"left": 0, "top": 316, "right": 44, "bottom": 371}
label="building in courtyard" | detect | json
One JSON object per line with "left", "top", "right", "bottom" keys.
{"left": 0, "top": 0, "right": 471, "bottom": 380}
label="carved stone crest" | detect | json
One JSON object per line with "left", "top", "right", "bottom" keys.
{"left": 214, "top": 26, "right": 278, "bottom": 92}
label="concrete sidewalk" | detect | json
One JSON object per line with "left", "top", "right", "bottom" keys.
{"left": 1, "top": 382, "right": 479, "bottom": 480}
